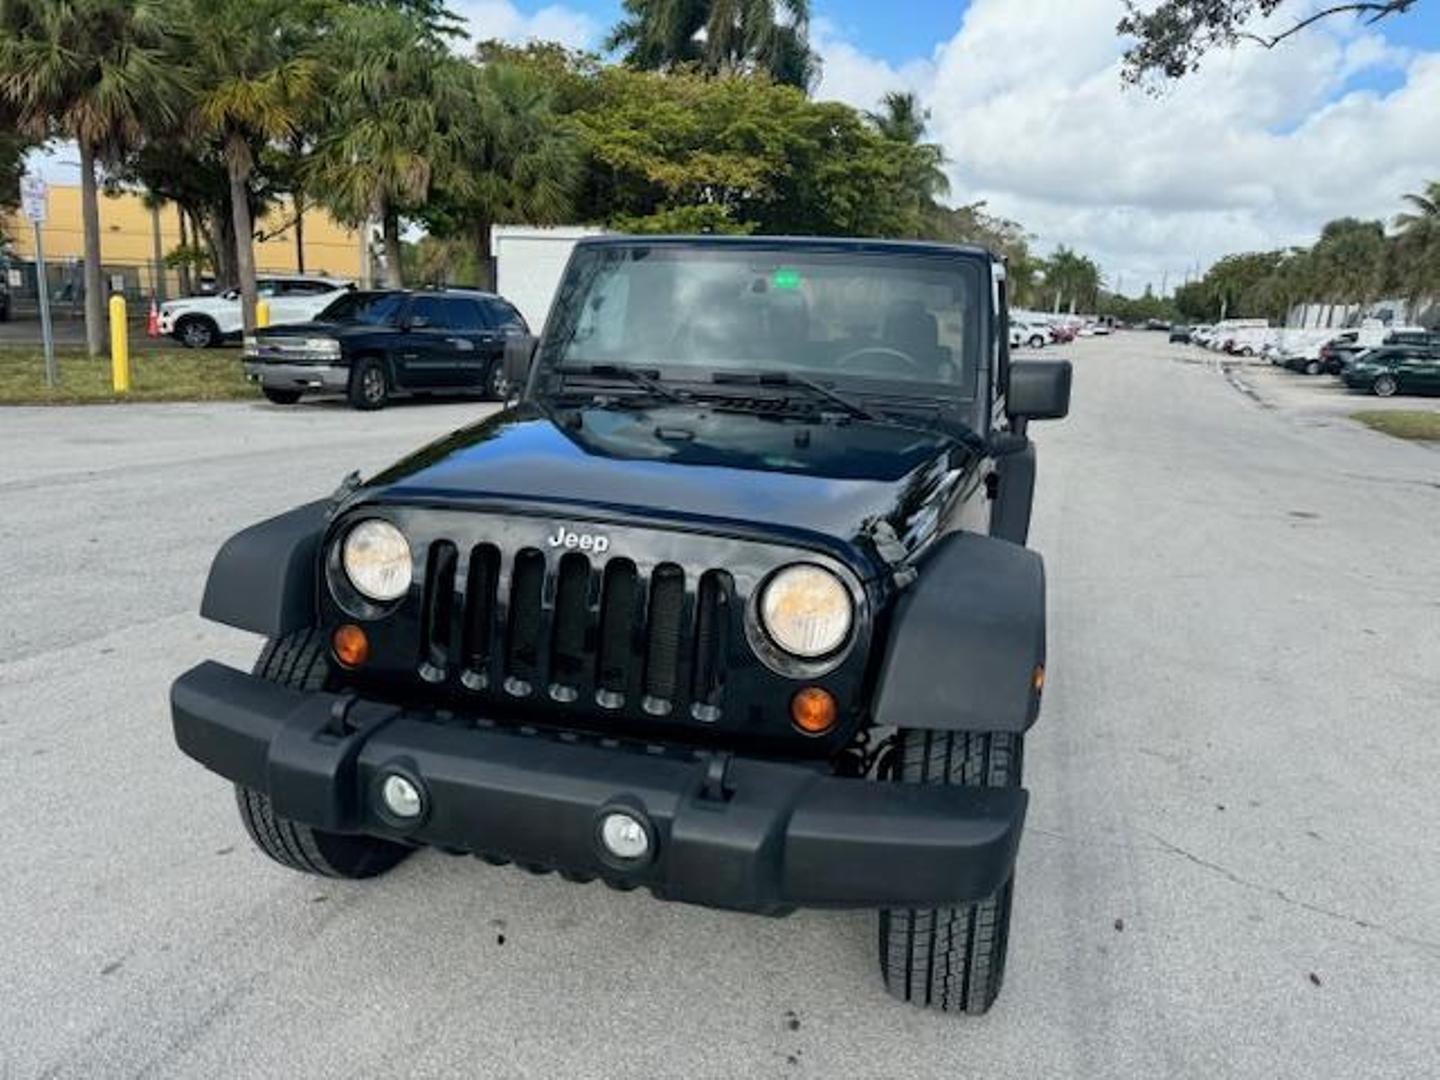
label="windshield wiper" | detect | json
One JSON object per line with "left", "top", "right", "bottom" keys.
{"left": 710, "top": 370, "right": 877, "bottom": 421}
{"left": 554, "top": 363, "right": 686, "bottom": 403}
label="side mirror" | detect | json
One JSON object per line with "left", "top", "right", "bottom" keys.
{"left": 222, "top": 288, "right": 239, "bottom": 301}
{"left": 503, "top": 335, "right": 538, "bottom": 396}
{"left": 1008, "top": 359, "right": 1071, "bottom": 421}
{"left": 404, "top": 315, "right": 430, "bottom": 330}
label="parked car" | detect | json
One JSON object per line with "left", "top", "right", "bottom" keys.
{"left": 172, "top": 234, "right": 1073, "bottom": 1017}
{"left": 159, "top": 274, "right": 354, "bottom": 348}
{"left": 242, "top": 287, "right": 531, "bottom": 408}
{"left": 1049, "top": 323, "right": 1077, "bottom": 344}
{"left": 1341, "top": 344, "right": 1440, "bottom": 397}
{"left": 0, "top": 265, "right": 10, "bottom": 322}
{"left": 1382, "top": 329, "right": 1440, "bottom": 350}
{"left": 1168, "top": 325, "right": 1191, "bottom": 344}
{"left": 1010, "top": 320, "right": 1049, "bottom": 349}
{"left": 1313, "top": 331, "right": 1362, "bottom": 375}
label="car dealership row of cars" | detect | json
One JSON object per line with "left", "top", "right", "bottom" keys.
{"left": 1170, "top": 319, "right": 1440, "bottom": 398}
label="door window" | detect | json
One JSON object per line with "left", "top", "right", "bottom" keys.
{"left": 407, "top": 297, "right": 448, "bottom": 328}
{"left": 486, "top": 300, "right": 529, "bottom": 334}
{"left": 441, "top": 299, "right": 488, "bottom": 331}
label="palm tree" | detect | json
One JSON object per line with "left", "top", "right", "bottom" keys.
{"left": 307, "top": 5, "right": 466, "bottom": 288}
{"left": 184, "top": 0, "right": 318, "bottom": 333}
{"left": 867, "top": 91, "right": 949, "bottom": 232}
{"left": 0, "top": 0, "right": 184, "bottom": 356}
{"left": 608, "top": 0, "right": 818, "bottom": 89}
{"left": 432, "top": 61, "right": 580, "bottom": 290}
{"left": 1394, "top": 180, "right": 1439, "bottom": 307}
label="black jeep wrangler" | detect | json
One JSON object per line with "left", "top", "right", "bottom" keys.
{"left": 171, "top": 236, "right": 1070, "bottom": 1015}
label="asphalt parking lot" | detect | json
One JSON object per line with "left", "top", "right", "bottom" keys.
{"left": 3, "top": 336, "right": 1438, "bottom": 1078}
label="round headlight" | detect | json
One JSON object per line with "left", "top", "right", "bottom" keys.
{"left": 760, "top": 564, "right": 853, "bottom": 658}
{"left": 342, "top": 519, "right": 412, "bottom": 602}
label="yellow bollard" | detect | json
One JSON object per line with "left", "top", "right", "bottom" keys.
{"left": 109, "top": 294, "right": 130, "bottom": 394}
{"left": 255, "top": 298, "right": 271, "bottom": 329}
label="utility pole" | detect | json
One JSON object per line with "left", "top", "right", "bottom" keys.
{"left": 1160, "top": 270, "right": 1168, "bottom": 298}
{"left": 150, "top": 201, "right": 167, "bottom": 302}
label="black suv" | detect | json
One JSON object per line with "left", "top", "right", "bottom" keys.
{"left": 243, "top": 288, "right": 531, "bottom": 408}
{"left": 173, "top": 236, "right": 1071, "bottom": 1015}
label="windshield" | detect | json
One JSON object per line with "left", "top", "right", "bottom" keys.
{"left": 541, "top": 244, "right": 984, "bottom": 399}
{"left": 315, "top": 291, "right": 405, "bottom": 326}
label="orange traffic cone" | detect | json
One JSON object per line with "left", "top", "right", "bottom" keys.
{"left": 147, "top": 297, "right": 160, "bottom": 337}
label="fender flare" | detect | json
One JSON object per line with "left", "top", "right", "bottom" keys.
{"left": 873, "top": 531, "right": 1045, "bottom": 734}
{"left": 199, "top": 501, "right": 328, "bottom": 638}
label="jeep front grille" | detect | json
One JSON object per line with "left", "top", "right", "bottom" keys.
{"left": 415, "top": 540, "right": 735, "bottom": 722}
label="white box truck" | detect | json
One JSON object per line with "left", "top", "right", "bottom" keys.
{"left": 492, "top": 225, "right": 606, "bottom": 334}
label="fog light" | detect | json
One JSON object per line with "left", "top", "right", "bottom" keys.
{"left": 598, "top": 811, "right": 651, "bottom": 861}
{"left": 381, "top": 774, "right": 423, "bottom": 819}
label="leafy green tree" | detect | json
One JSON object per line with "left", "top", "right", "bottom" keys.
{"left": 867, "top": 91, "right": 949, "bottom": 234}
{"left": 421, "top": 60, "right": 581, "bottom": 290}
{"left": 607, "top": 0, "right": 818, "bottom": 89}
{"left": 1393, "top": 180, "right": 1439, "bottom": 305}
{"left": 308, "top": 3, "right": 470, "bottom": 287}
{"left": 1042, "top": 246, "right": 1102, "bottom": 313}
{"left": 0, "top": 0, "right": 185, "bottom": 354}
{"left": 571, "top": 68, "right": 924, "bottom": 238}
{"left": 184, "top": 0, "right": 323, "bottom": 331}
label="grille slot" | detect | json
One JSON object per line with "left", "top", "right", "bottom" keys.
{"left": 690, "top": 570, "right": 732, "bottom": 720}
{"left": 505, "top": 548, "right": 545, "bottom": 695}
{"left": 596, "top": 559, "right": 639, "bottom": 708}
{"left": 642, "top": 564, "right": 686, "bottom": 714}
{"left": 460, "top": 544, "right": 500, "bottom": 689}
{"left": 419, "top": 541, "right": 458, "bottom": 680}
{"left": 549, "top": 554, "right": 592, "bottom": 700}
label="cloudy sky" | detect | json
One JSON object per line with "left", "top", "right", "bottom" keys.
{"left": 451, "top": 0, "right": 1439, "bottom": 296}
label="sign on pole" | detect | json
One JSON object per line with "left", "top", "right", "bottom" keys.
{"left": 22, "top": 176, "right": 58, "bottom": 387}
{"left": 21, "top": 174, "right": 47, "bottom": 223}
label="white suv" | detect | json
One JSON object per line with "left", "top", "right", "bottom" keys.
{"left": 159, "top": 275, "right": 354, "bottom": 348}
{"left": 1010, "top": 321, "right": 1050, "bottom": 349}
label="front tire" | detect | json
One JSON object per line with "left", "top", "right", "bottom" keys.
{"left": 175, "top": 315, "right": 219, "bottom": 349}
{"left": 348, "top": 356, "right": 389, "bottom": 410}
{"left": 1304, "top": 359, "right": 1321, "bottom": 376}
{"left": 1027, "top": 334, "right": 1045, "bottom": 349}
{"left": 878, "top": 730, "right": 1022, "bottom": 1015}
{"left": 1372, "top": 373, "right": 1398, "bottom": 398}
{"left": 483, "top": 360, "right": 510, "bottom": 401}
{"left": 262, "top": 387, "right": 302, "bottom": 405}
{"left": 234, "top": 630, "right": 412, "bottom": 879}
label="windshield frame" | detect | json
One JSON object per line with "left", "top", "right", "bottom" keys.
{"left": 535, "top": 240, "right": 994, "bottom": 417}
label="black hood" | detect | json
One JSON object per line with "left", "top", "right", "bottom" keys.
{"left": 360, "top": 403, "right": 970, "bottom": 568}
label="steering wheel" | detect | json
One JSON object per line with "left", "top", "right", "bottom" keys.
{"left": 834, "top": 345, "right": 923, "bottom": 375}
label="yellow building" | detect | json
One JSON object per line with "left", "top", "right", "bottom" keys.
{"left": 3, "top": 184, "right": 363, "bottom": 298}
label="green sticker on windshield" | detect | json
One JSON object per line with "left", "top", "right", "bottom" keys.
{"left": 772, "top": 268, "right": 802, "bottom": 290}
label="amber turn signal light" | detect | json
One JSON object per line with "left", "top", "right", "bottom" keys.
{"left": 791, "top": 686, "right": 837, "bottom": 735}
{"left": 332, "top": 624, "right": 370, "bottom": 669}
{"left": 1032, "top": 665, "right": 1045, "bottom": 695}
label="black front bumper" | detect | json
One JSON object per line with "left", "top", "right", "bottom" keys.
{"left": 171, "top": 662, "right": 1027, "bottom": 915}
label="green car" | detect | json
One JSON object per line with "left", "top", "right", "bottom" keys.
{"left": 1342, "top": 345, "right": 1440, "bottom": 397}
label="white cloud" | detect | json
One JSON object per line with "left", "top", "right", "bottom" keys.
{"left": 812, "top": 0, "right": 1437, "bottom": 295}
{"left": 451, "top": 0, "right": 600, "bottom": 51}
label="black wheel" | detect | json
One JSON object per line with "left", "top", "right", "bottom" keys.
{"left": 878, "top": 730, "right": 1022, "bottom": 1015}
{"left": 483, "top": 360, "right": 511, "bottom": 401}
{"left": 262, "top": 387, "right": 302, "bottom": 405}
{"left": 233, "top": 630, "right": 412, "bottom": 879}
{"left": 176, "top": 315, "right": 219, "bottom": 349}
{"left": 1027, "top": 334, "right": 1045, "bottom": 349}
{"left": 1304, "top": 359, "right": 1321, "bottom": 376}
{"left": 348, "top": 356, "right": 389, "bottom": 410}
{"left": 1372, "top": 373, "right": 1398, "bottom": 398}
